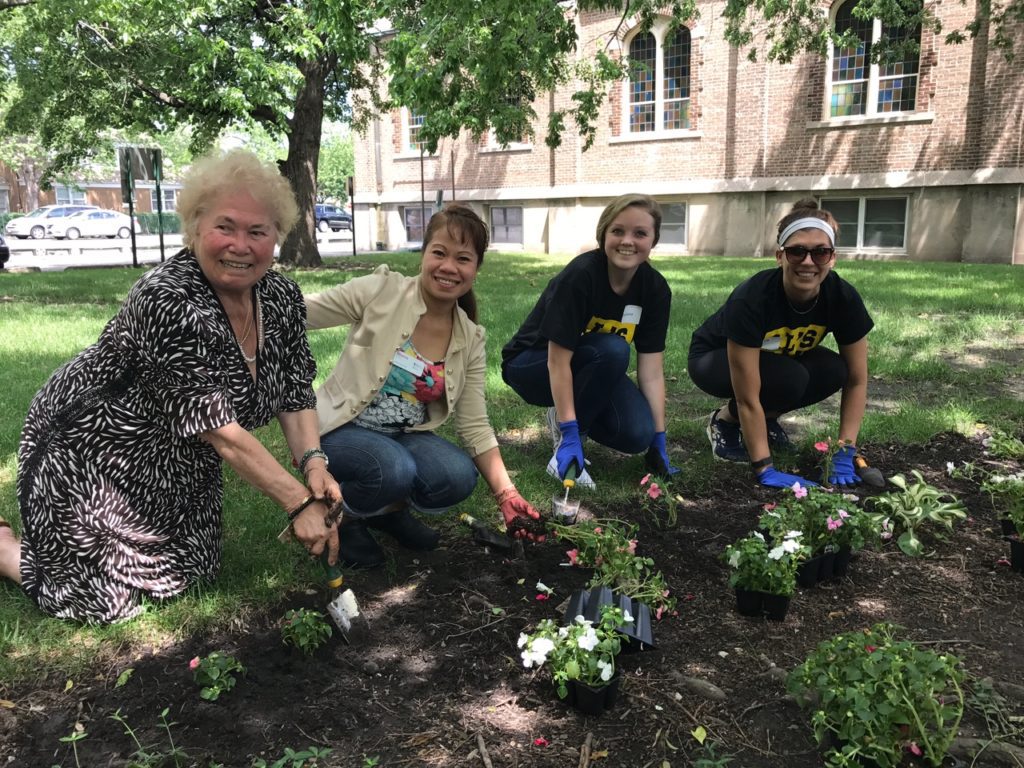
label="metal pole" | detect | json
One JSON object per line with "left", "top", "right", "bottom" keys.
{"left": 350, "top": 175, "right": 356, "bottom": 260}
{"left": 419, "top": 149, "right": 426, "bottom": 243}
{"left": 127, "top": 163, "right": 138, "bottom": 268}
{"left": 153, "top": 148, "right": 165, "bottom": 262}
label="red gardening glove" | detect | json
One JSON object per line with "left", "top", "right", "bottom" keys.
{"left": 498, "top": 490, "right": 545, "bottom": 542}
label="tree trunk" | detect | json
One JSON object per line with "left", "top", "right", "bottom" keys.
{"left": 279, "top": 56, "right": 328, "bottom": 267}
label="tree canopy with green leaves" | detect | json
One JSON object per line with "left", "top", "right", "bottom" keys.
{"left": 1, "top": 0, "right": 1017, "bottom": 263}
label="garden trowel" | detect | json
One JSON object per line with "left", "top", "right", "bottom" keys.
{"left": 321, "top": 550, "right": 361, "bottom": 643}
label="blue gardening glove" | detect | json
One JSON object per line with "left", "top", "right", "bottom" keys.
{"left": 555, "top": 419, "right": 586, "bottom": 481}
{"left": 758, "top": 467, "right": 819, "bottom": 490}
{"left": 645, "top": 431, "right": 680, "bottom": 476}
{"left": 828, "top": 445, "right": 861, "bottom": 486}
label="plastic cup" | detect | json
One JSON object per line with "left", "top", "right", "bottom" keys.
{"left": 552, "top": 493, "right": 581, "bottom": 524}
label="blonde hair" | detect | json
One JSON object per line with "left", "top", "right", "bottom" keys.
{"left": 177, "top": 149, "right": 299, "bottom": 249}
{"left": 595, "top": 194, "right": 663, "bottom": 248}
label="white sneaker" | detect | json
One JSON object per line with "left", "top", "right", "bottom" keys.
{"left": 546, "top": 454, "right": 596, "bottom": 489}
{"left": 544, "top": 407, "right": 561, "bottom": 450}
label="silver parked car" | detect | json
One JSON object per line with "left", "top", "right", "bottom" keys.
{"left": 4, "top": 205, "right": 100, "bottom": 239}
{"left": 50, "top": 209, "right": 139, "bottom": 240}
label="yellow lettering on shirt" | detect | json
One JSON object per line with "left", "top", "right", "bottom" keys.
{"left": 584, "top": 315, "right": 636, "bottom": 343}
{"left": 762, "top": 324, "right": 826, "bottom": 356}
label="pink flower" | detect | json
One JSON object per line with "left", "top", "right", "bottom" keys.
{"left": 189, "top": 657, "right": 201, "bottom": 671}
{"left": 566, "top": 549, "right": 579, "bottom": 566}
{"left": 655, "top": 606, "right": 665, "bottom": 620}
{"left": 864, "top": 645, "right": 877, "bottom": 653}
{"left": 626, "top": 539, "right": 637, "bottom": 555}
{"left": 762, "top": 502, "right": 777, "bottom": 512}
{"left": 640, "top": 473, "right": 651, "bottom": 486}
{"left": 838, "top": 509, "right": 850, "bottom": 519}
{"left": 534, "top": 737, "right": 549, "bottom": 747}
{"left": 535, "top": 594, "right": 550, "bottom": 601}
{"left": 814, "top": 441, "right": 830, "bottom": 452}
{"left": 593, "top": 527, "right": 602, "bottom": 535}
{"left": 647, "top": 483, "right": 662, "bottom": 500}
{"left": 827, "top": 516, "right": 843, "bottom": 530}
{"left": 997, "top": 557, "right": 1011, "bottom": 566}
{"left": 791, "top": 482, "right": 808, "bottom": 499}
{"left": 908, "top": 742, "right": 922, "bottom": 757}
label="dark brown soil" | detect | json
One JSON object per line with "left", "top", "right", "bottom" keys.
{"left": 3, "top": 432, "right": 1023, "bottom": 768}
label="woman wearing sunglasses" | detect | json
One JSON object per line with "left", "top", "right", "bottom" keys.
{"left": 687, "top": 199, "right": 873, "bottom": 488}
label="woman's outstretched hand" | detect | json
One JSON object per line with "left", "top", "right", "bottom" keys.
{"left": 497, "top": 489, "right": 546, "bottom": 542}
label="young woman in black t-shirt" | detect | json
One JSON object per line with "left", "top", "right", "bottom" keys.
{"left": 502, "top": 194, "right": 676, "bottom": 489}
{"left": 687, "top": 199, "right": 873, "bottom": 489}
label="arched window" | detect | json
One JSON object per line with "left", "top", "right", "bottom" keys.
{"left": 625, "top": 23, "right": 692, "bottom": 135}
{"left": 829, "top": 0, "right": 920, "bottom": 118}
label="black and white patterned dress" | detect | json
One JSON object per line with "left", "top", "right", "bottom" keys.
{"left": 16, "top": 250, "right": 316, "bottom": 623}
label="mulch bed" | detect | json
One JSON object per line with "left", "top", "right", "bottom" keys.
{"left": 2, "top": 431, "right": 1023, "bottom": 767}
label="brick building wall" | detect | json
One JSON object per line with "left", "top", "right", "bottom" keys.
{"left": 353, "top": 0, "right": 1022, "bottom": 263}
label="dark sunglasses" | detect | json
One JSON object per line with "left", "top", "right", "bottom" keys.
{"left": 782, "top": 245, "right": 835, "bottom": 265}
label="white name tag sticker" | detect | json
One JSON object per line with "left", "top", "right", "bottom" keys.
{"left": 761, "top": 336, "right": 781, "bottom": 351}
{"left": 621, "top": 305, "right": 642, "bottom": 324}
{"left": 391, "top": 351, "right": 426, "bottom": 376}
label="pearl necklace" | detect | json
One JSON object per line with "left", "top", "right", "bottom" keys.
{"left": 236, "top": 293, "right": 263, "bottom": 365}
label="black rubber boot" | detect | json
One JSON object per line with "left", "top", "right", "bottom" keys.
{"left": 338, "top": 519, "right": 386, "bottom": 568}
{"left": 365, "top": 508, "right": 441, "bottom": 551}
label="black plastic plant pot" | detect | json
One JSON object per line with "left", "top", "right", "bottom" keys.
{"left": 832, "top": 546, "right": 853, "bottom": 578}
{"left": 761, "top": 593, "right": 791, "bottom": 621}
{"left": 797, "top": 550, "right": 837, "bottom": 588}
{"left": 1001, "top": 517, "right": 1017, "bottom": 539}
{"left": 566, "top": 672, "right": 621, "bottom": 716}
{"left": 1010, "top": 539, "right": 1024, "bottom": 573}
{"left": 564, "top": 586, "right": 655, "bottom": 650}
{"left": 734, "top": 587, "right": 764, "bottom": 617}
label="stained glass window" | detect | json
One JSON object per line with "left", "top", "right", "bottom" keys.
{"left": 629, "top": 33, "right": 656, "bottom": 133}
{"left": 663, "top": 28, "right": 691, "bottom": 130}
{"left": 829, "top": 0, "right": 920, "bottom": 118}
{"left": 407, "top": 111, "right": 425, "bottom": 152}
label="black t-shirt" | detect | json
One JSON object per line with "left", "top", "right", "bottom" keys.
{"left": 502, "top": 249, "right": 672, "bottom": 363}
{"left": 688, "top": 268, "right": 873, "bottom": 358}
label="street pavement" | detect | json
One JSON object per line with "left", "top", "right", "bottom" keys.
{"left": 3, "top": 231, "right": 355, "bottom": 272}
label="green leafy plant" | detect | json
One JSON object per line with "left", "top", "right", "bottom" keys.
{"left": 553, "top": 518, "right": 677, "bottom": 617}
{"left": 787, "top": 623, "right": 965, "bottom": 768}
{"left": 691, "top": 726, "right": 734, "bottom": 767}
{"left": 281, "top": 608, "right": 333, "bottom": 656}
{"left": 56, "top": 723, "right": 88, "bottom": 768}
{"left": 813, "top": 437, "right": 851, "bottom": 486}
{"left": 518, "top": 604, "right": 631, "bottom": 699}
{"left": 639, "top": 472, "right": 684, "bottom": 528}
{"left": 109, "top": 707, "right": 187, "bottom": 768}
{"left": 865, "top": 471, "right": 967, "bottom": 556}
{"left": 981, "top": 428, "right": 1024, "bottom": 460}
{"left": 251, "top": 746, "right": 334, "bottom": 768}
{"left": 761, "top": 487, "right": 877, "bottom": 554}
{"left": 950, "top": 461, "right": 1024, "bottom": 537}
{"left": 722, "top": 530, "right": 809, "bottom": 596}
{"left": 189, "top": 652, "right": 244, "bottom": 701}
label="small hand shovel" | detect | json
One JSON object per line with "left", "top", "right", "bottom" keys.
{"left": 459, "top": 512, "right": 515, "bottom": 553}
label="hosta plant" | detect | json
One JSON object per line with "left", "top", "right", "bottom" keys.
{"left": 787, "top": 623, "right": 964, "bottom": 768}
{"left": 866, "top": 471, "right": 966, "bottom": 556}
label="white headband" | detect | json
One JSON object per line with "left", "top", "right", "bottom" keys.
{"left": 778, "top": 217, "right": 835, "bottom": 247}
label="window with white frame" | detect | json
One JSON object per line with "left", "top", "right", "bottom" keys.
{"left": 829, "top": 0, "right": 920, "bottom": 118}
{"left": 402, "top": 109, "right": 426, "bottom": 154}
{"left": 161, "top": 188, "right": 178, "bottom": 212}
{"left": 820, "top": 196, "right": 908, "bottom": 249}
{"left": 403, "top": 205, "right": 428, "bottom": 243}
{"left": 659, "top": 202, "right": 687, "bottom": 247}
{"left": 625, "top": 21, "right": 691, "bottom": 135}
{"left": 54, "top": 184, "right": 87, "bottom": 205}
{"left": 490, "top": 206, "right": 523, "bottom": 244}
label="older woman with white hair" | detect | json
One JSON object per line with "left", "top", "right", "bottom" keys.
{"left": 0, "top": 149, "right": 340, "bottom": 623}
{"left": 687, "top": 198, "right": 874, "bottom": 489}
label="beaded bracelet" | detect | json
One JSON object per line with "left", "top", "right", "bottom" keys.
{"left": 286, "top": 494, "right": 323, "bottom": 521}
{"left": 494, "top": 486, "right": 519, "bottom": 505}
{"left": 298, "top": 448, "right": 329, "bottom": 476}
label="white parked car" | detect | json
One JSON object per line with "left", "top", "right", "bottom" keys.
{"left": 5, "top": 204, "right": 100, "bottom": 239}
{"left": 50, "top": 209, "right": 139, "bottom": 240}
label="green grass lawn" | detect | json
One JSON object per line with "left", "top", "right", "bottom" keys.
{"left": 1, "top": 253, "right": 1022, "bottom": 683}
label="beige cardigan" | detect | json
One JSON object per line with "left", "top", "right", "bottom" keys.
{"left": 305, "top": 265, "right": 498, "bottom": 458}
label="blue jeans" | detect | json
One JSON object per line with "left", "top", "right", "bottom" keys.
{"left": 501, "top": 333, "right": 654, "bottom": 454}
{"left": 320, "top": 423, "right": 479, "bottom": 519}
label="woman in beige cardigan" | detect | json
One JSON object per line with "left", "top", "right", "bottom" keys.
{"left": 306, "top": 205, "right": 542, "bottom": 567}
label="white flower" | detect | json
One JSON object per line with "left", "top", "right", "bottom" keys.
{"left": 520, "top": 636, "right": 555, "bottom": 669}
{"left": 728, "top": 551, "right": 741, "bottom": 568}
{"left": 784, "top": 530, "right": 803, "bottom": 540}
{"left": 517, "top": 633, "right": 528, "bottom": 649}
{"left": 843, "top": 493, "right": 859, "bottom": 502}
{"left": 596, "top": 659, "right": 613, "bottom": 681}
{"left": 753, "top": 531, "right": 765, "bottom": 542}
{"left": 577, "top": 628, "right": 599, "bottom": 651}
{"left": 769, "top": 538, "right": 803, "bottom": 560}
{"left": 768, "top": 545, "right": 785, "bottom": 560}
{"left": 946, "top": 461, "right": 955, "bottom": 475}
{"left": 535, "top": 581, "right": 553, "bottom": 595}
{"left": 623, "top": 610, "right": 634, "bottom": 625}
